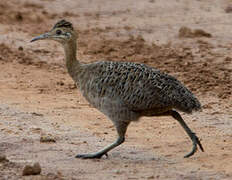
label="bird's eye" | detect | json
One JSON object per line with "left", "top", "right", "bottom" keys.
{"left": 56, "top": 30, "right": 62, "bottom": 35}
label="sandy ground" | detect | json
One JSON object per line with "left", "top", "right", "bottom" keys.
{"left": 0, "top": 0, "right": 232, "bottom": 179}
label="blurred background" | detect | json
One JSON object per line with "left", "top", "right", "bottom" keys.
{"left": 0, "top": 0, "right": 231, "bottom": 179}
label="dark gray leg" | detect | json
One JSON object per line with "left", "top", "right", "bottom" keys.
{"left": 76, "top": 121, "right": 129, "bottom": 159}
{"left": 170, "top": 110, "right": 204, "bottom": 158}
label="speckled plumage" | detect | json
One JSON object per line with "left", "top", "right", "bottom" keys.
{"left": 77, "top": 61, "right": 201, "bottom": 120}
{"left": 31, "top": 20, "right": 204, "bottom": 159}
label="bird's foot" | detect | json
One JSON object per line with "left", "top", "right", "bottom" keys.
{"left": 184, "top": 133, "right": 204, "bottom": 158}
{"left": 75, "top": 152, "right": 108, "bottom": 159}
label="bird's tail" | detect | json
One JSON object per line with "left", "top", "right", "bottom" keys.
{"left": 173, "top": 89, "right": 202, "bottom": 114}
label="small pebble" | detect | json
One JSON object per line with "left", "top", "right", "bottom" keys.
{"left": 22, "top": 162, "right": 41, "bottom": 176}
{"left": 0, "top": 154, "right": 9, "bottom": 162}
{"left": 32, "top": 112, "right": 43, "bottom": 116}
{"left": 40, "top": 134, "right": 56, "bottom": 143}
{"left": 57, "top": 81, "right": 64, "bottom": 86}
{"left": 15, "top": 12, "right": 23, "bottom": 21}
{"left": 18, "top": 46, "right": 23, "bottom": 51}
{"left": 225, "top": 5, "right": 232, "bottom": 13}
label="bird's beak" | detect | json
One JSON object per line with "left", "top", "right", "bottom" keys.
{"left": 30, "top": 33, "right": 50, "bottom": 42}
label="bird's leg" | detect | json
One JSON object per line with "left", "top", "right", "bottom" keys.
{"left": 76, "top": 121, "right": 129, "bottom": 159}
{"left": 170, "top": 110, "right": 204, "bottom": 158}
{"left": 75, "top": 137, "right": 124, "bottom": 159}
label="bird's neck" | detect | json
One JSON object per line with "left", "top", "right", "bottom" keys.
{"left": 63, "top": 40, "right": 81, "bottom": 82}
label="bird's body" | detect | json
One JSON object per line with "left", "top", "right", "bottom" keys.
{"left": 77, "top": 61, "right": 200, "bottom": 122}
{"left": 31, "top": 20, "right": 204, "bottom": 159}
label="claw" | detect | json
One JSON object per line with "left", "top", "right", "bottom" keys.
{"left": 196, "top": 137, "right": 204, "bottom": 152}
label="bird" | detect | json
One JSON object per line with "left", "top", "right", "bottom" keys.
{"left": 31, "top": 19, "right": 204, "bottom": 159}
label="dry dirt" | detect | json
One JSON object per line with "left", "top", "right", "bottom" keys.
{"left": 0, "top": 0, "right": 232, "bottom": 179}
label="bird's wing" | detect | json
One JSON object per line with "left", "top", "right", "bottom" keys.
{"left": 83, "top": 61, "right": 182, "bottom": 111}
{"left": 81, "top": 61, "right": 200, "bottom": 114}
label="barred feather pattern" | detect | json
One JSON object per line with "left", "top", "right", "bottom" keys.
{"left": 76, "top": 61, "right": 201, "bottom": 122}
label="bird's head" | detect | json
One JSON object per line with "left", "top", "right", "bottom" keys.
{"left": 31, "top": 19, "right": 76, "bottom": 44}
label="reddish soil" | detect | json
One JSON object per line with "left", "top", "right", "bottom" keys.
{"left": 0, "top": 0, "right": 231, "bottom": 179}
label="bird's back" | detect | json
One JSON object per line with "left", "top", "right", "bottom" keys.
{"left": 77, "top": 61, "right": 201, "bottom": 116}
